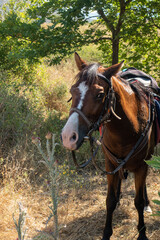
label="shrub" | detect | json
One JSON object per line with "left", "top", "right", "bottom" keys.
{"left": 0, "top": 61, "right": 69, "bottom": 184}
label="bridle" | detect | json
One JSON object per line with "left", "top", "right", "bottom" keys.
{"left": 70, "top": 74, "right": 121, "bottom": 172}
{"left": 70, "top": 74, "right": 120, "bottom": 133}
{"left": 69, "top": 74, "right": 155, "bottom": 176}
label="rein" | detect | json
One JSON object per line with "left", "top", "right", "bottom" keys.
{"left": 70, "top": 75, "right": 155, "bottom": 176}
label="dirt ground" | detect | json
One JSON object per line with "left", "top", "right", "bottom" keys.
{"left": 0, "top": 168, "right": 159, "bottom": 240}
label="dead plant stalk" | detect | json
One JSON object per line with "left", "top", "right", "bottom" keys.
{"left": 33, "top": 133, "right": 59, "bottom": 240}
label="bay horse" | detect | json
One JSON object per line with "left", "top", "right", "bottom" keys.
{"left": 61, "top": 52, "right": 157, "bottom": 240}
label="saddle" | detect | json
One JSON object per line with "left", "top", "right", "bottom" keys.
{"left": 118, "top": 67, "right": 160, "bottom": 144}
{"left": 118, "top": 67, "right": 160, "bottom": 94}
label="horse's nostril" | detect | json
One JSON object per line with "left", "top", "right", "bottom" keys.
{"left": 70, "top": 132, "right": 77, "bottom": 142}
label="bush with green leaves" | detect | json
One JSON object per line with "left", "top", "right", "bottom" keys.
{"left": 0, "top": 59, "right": 69, "bottom": 184}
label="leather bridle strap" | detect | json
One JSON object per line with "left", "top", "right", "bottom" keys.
{"left": 96, "top": 93, "right": 155, "bottom": 175}
{"left": 70, "top": 107, "right": 92, "bottom": 127}
{"left": 69, "top": 74, "right": 112, "bottom": 129}
{"left": 71, "top": 92, "right": 155, "bottom": 176}
{"left": 97, "top": 73, "right": 111, "bottom": 87}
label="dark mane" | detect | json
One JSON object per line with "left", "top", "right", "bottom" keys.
{"left": 75, "top": 63, "right": 100, "bottom": 85}
{"left": 129, "top": 81, "right": 152, "bottom": 102}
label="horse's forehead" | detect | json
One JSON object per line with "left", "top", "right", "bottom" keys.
{"left": 78, "top": 81, "right": 89, "bottom": 94}
{"left": 70, "top": 81, "right": 89, "bottom": 109}
{"left": 71, "top": 80, "right": 104, "bottom": 94}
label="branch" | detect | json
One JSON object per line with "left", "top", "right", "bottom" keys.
{"left": 154, "top": 23, "right": 160, "bottom": 29}
{"left": 115, "top": 0, "right": 132, "bottom": 35}
{"left": 98, "top": 1, "right": 132, "bottom": 36}
{"left": 97, "top": 8, "right": 115, "bottom": 33}
{"left": 149, "top": 13, "right": 160, "bottom": 29}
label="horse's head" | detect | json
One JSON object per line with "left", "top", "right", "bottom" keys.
{"left": 61, "top": 52, "right": 124, "bottom": 150}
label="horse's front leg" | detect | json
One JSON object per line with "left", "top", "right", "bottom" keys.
{"left": 134, "top": 164, "right": 149, "bottom": 240}
{"left": 102, "top": 169, "right": 120, "bottom": 240}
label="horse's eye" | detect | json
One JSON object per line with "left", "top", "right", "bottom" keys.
{"left": 96, "top": 92, "right": 105, "bottom": 100}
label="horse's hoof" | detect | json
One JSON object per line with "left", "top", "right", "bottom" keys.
{"left": 144, "top": 205, "right": 152, "bottom": 213}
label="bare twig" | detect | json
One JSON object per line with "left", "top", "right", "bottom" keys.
{"left": 13, "top": 202, "right": 27, "bottom": 240}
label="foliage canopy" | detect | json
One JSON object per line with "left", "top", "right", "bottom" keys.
{"left": 0, "top": 0, "right": 159, "bottom": 77}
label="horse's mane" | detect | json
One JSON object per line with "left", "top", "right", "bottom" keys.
{"left": 115, "top": 76, "right": 152, "bottom": 103}
{"left": 129, "top": 81, "right": 152, "bottom": 102}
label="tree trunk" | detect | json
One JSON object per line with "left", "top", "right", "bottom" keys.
{"left": 112, "top": 37, "right": 119, "bottom": 65}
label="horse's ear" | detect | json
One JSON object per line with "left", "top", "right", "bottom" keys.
{"left": 75, "top": 52, "right": 87, "bottom": 71}
{"left": 103, "top": 60, "right": 124, "bottom": 78}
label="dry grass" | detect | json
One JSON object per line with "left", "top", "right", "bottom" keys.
{"left": 0, "top": 168, "right": 159, "bottom": 240}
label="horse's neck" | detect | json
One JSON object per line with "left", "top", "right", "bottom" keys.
{"left": 103, "top": 76, "right": 149, "bottom": 155}
{"left": 112, "top": 76, "right": 147, "bottom": 133}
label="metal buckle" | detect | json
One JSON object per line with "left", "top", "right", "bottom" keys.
{"left": 116, "top": 158, "right": 123, "bottom": 164}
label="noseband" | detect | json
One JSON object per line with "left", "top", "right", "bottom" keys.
{"left": 70, "top": 107, "right": 91, "bottom": 128}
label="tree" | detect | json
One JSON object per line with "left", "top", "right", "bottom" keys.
{"left": 0, "top": 0, "right": 159, "bottom": 77}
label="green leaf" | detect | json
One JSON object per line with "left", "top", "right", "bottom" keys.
{"left": 146, "top": 156, "right": 160, "bottom": 169}
{"left": 152, "top": 200, "right": 160, "bottom": 205}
